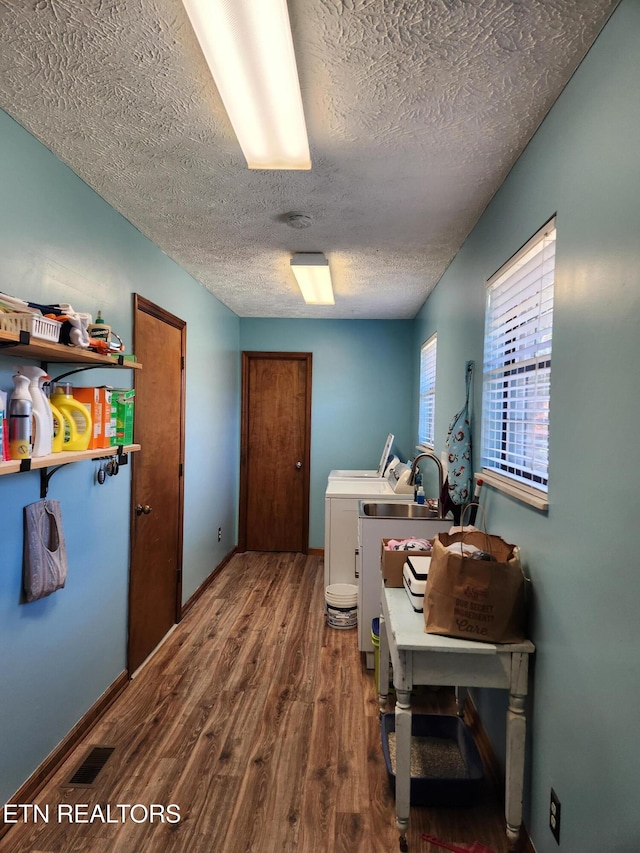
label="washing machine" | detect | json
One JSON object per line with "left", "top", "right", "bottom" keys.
{"left": 323, "top": 461, "right": 411, "bottom": 587}
{"left": 328, "top": 432, "right": 397, "bottom": 480}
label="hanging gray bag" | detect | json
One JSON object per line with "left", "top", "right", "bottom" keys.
{"left": 23, "top": 499, "right": 68, "bottom": 602}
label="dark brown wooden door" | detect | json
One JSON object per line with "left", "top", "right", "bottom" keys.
{"left": 240, "top": 352, "right": 311, "bottom": 552}
{"left": 128, "top": 295, "right": 185, "bottom": 673}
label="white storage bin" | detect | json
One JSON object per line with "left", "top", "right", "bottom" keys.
{"left": 402, "top": 555, "right": 432, "bottom": 612}
{"left": 0, "top": 313, "right": 61, "bottom": 342}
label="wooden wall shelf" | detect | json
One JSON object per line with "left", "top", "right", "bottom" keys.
{"left": 0, "top": 444, "right": 141, "bottom": 477}
{"left": 0, "top": 330, "right": 142, "bottom": 368}
{"left": 0, "top": 329, "right": 142, "bottom": 495}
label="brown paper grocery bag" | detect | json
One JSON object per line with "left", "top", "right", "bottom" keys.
{"left": 424, "top": 531, "right": 527, "bottom": 644}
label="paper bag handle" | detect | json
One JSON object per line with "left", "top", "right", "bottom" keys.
{"left": 459, "top": 502, "right": 493, "bottom": 556}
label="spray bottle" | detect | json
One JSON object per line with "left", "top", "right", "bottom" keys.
{"left": 9, "top": 374, "right": 32, "bottom": 460}
{"left": 16, "top": 365, "right": 53, "bottom": 457}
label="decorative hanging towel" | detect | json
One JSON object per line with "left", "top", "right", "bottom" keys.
{"left": 23, "top": 499, "right": 68, "bottom": 602}
{"left": 445, "top": 361, "right": 473, "bottom": 506}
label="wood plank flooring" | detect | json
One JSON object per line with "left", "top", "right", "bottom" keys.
{"left": 1, "top": 552, "right": 511, "bottom": 853}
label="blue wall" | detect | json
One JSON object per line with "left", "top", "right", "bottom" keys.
{"left": 414, "top": 2, "right": 640, "bottom": 850}
{"left": 239, "top": 319, "right": 414, "bottom": 548}
{"left": 0, "top": 109, "right": 240, "bottom": 806}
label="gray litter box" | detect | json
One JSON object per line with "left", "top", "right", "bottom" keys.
{"left": 381, "top": 713, "right": 484, "bottom": 807}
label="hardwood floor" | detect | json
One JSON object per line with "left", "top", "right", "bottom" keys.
{"left": 1, "top": 552, "right": 511, "bottom": 853}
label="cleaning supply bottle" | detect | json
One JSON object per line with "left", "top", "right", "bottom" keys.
{"left": 0, "top": 389, "right": 6, "bottom": 461}
{"left": 9, "top": 374, "right": 32, "bottom": 460}
{"left": 49, "top": 399, "right": 65, "bottom": 453}
{"left": 16, "top": 365, "right": 53, "bottom": 457}
{"left": 50, "top": 382, "right": 92, "bottom": 451}
{"left": 88, "top": 310, "right": 111, "bottom": 343}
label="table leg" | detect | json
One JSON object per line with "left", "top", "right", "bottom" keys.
{"left": 505, "top": 653, "right": 529, "bottom": 850}
{"left": 395, "top": 688, "right": 412, "bottom": 852}
{"left": 455, "top": 685, "right": 467, "bottom": 717}
{"left": 378, "top": 612, "right": 390, "bottom": 713}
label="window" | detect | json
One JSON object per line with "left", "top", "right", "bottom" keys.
{"left": 418, "top": 333, "right": 437, "bottom": 447}
{"left": 481, "top": 218, "right": 556, "bottom": 508}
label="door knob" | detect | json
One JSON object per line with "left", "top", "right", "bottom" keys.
{"left": 135, "top": 504, "right": 153, "bottom": 516}
{"left": 295, "top": 461, "right": 302, "bottom": 469}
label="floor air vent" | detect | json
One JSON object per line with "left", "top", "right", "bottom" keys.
{"left": 62, "top": 746, "right": 115, "bottom": 788}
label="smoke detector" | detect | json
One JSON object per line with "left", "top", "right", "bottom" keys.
{"left": 285, "top": 212, "right": 313, "bottom": 229}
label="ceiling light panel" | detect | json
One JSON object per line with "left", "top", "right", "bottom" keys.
{"left": 290, "top": 253, "right": 334, "bottom": 305}
{"left": 182, "top": 0, "right": 311, "bottom": 170}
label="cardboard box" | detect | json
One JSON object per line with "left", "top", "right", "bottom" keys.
{"left": 110, "top": 388, "right": 135, "bottom": 446}
{"left": 381, "top": 538, "right": 433, "bottom": 588}
{"left": 73, "top": 386, "right": 112, "bottom": 450}
{"left": 103, "top": 388, "right": 113, "bottom": 445}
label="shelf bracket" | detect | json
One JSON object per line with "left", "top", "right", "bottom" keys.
{"left": 0, "top": 329, "right": 31, "bottom": 350}
{"left": 38, "top": 449, "right": 129, "bottom": 498}
{"left": 46, "top": 361, "right": 131, "bottom": 384}
{"left": 40, "top": 465, "right": 66, "bottom": 499}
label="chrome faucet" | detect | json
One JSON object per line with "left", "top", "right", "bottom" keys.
{"left": 408, "top": 452, "right": 444, "bottom": 517}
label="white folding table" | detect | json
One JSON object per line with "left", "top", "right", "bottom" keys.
{"left": 379, "top": 585, "right": 535, "bottom": 852}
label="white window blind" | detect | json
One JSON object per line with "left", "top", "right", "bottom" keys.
{"left": 481, "top": 219, "right": 556, "bottom": 494}
{"left": 418, "top": 334, "right": 437, "bottom": 447}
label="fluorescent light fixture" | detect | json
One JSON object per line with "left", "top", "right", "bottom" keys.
{"left": 290, "top": 253, "right": 334, "bottom": 305}
{"left": 182, "top": 0, "right": 311, "bottom": 170}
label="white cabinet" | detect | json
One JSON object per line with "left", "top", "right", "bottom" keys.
{"left": 324, "top": 497, "right": 361, "bottom": 586}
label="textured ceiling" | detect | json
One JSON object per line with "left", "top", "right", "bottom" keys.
{"left": 0, "top": 0, "right": 619, "bottom": 319}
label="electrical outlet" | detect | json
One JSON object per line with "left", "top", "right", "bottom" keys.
{"left": 550, "top": 788, "right": 561, "bottom": 844}
{"left": 217, "top": 527, "right": 222, "bottom": 542}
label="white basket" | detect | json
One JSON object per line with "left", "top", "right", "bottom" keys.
{"left": 0, "top": 313, "right": 62, "bottom": 342}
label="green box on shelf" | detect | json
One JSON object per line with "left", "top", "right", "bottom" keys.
{"left": 110, "top": 388, "right": 135, "bottom": 446}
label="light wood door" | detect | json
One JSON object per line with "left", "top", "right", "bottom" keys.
{"left": 239, "top": 352, "right": 311, "bottom": 552}
{"left": 128, "top": 295, "right": 185, "bottom": 673}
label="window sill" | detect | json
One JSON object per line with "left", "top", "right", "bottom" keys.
{"left": 476, "top": 470, "right": 549, "bottom": 511}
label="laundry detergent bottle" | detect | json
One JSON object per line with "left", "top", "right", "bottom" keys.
{"left": 9, "top": 374, "right": 32, "bottom": 460}
{"left": 50, "top": 382, "right": 92, "bottom": 451}
{"left": 49, "top": 399, "right": 65, "bottom": 453}
{"left": 16, "top": 365, "right": 53, "bottom": 457}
